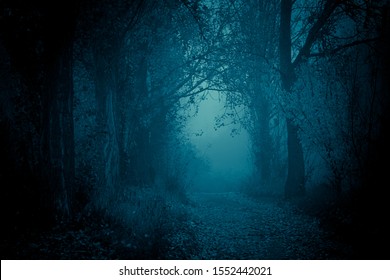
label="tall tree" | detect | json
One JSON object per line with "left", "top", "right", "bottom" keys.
{"left": 278, "top": 0, "right": 387, "bottom": 196}
{"left": 0, "top": 1, "right": 78, "bottom": 223}
{"left": 74, "top": 0, "right": 155, "bottom": 206}
{"left": 279, "top": 0, "right": 342, "bottom": 197}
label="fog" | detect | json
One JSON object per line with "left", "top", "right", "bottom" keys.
{"left": 185, "top": 91, "right": 253, "bottom": 192}
{"left": 2, "top": 0, "right": 388, "bottom": 260}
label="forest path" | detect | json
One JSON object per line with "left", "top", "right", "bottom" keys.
{"left": 169, "top": 192, "right": 340, "bottom": 259}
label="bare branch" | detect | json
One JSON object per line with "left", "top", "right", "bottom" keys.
{"left": 179, "top": 0, "right": 207, "bottom": 40}
{"left": 292, "top": 0, "right": 340, "bottom": 68}
{"left": 308, "top": 37, "right": 379, "bottom": 58}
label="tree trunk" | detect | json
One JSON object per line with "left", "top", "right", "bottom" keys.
{"left": 93, "top": 51, "right": 120, "bottom": 205}
{"left": 131, "top": 53, "right": 155, "bottom": 186}
{"left": 0, "top": 2, "right": 77, "bottom": 222}
{"left": 285, "top": 119, "right": 305, "bottom": 197}
{"left": 279, "top": 0, "right": 306, "bottom": 197}
{"left": 41, "top": 38, "right": 75, "bottom": 218}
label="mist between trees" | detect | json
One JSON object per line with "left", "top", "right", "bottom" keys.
{"left": 1, "top": 0, "right": 389, "bottom": 259}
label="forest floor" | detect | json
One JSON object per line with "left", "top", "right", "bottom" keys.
{"left": 165, "top": 191, "right": 352, "bottom": 259}
{"left": 2, "top": 190, "right": 364, "bottom": 259}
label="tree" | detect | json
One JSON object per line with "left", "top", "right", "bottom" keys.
{"left": 0, "top": 1, "right": 79, "bottom": 224}
{"left": 279, "top": 0, "right": 383, "bottom": 196}
{"left": 277, "top": 0, "right": 380, "bottom": 197}
{"left": 197, "top": 0, "right": 285, "bottom": 194}
{"left": 242, "top": 0, "right": 282, "bottom": 193}
{"left": 73, "top": 0, "right": 215, "bottom": 209}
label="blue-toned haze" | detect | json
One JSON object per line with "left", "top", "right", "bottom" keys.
{"left": 184, "top": 91, "right": 253, "bottom": 192}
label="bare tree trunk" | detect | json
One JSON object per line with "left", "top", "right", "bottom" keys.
{"left": 279, "top": 0, "right": 306, "bottom": 197}
{"left": 41, "top": 40, "right": 76, "bottom": 218}
{"left": 285, "top": 119, "right": 305, "bottom": 197}
{"left": 93, "top": 51, "right": 120, "bottom": 205}
{"left": 0, "top": 2, "right": 77, "bottom": 221}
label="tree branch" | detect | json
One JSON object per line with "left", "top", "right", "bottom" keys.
{"left": 179, "top": 0, "right": 206, "bottom": 40}
{"left": 308, "top": 37, "right": 379, "bottom": 58}
{"left": 292, "top": 0, "right": 340, "bottom": 68}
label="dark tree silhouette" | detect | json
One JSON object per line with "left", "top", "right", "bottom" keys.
{"left": 0, "top": 0, "right": 389, "bottom": 260}
{"left": 0, "top": 1, "right": 79, "bottom": 226}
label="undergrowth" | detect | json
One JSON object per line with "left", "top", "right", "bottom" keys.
{"left": 1, "top": 184, "right": 190, "bottom": 259}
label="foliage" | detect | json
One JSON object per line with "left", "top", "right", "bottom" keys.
{"left": 1, "top": 0, "right": 389, "bottom": 260}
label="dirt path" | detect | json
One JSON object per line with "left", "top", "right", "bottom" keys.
{"left": 168, "top": 192, "right": 344, "bottom": 259}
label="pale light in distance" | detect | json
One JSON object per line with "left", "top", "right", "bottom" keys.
{"left": 184, "top": 90, "right": 253, "bottom": 192}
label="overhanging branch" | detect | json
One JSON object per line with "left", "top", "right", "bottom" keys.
{"left": 292, "top": 0, "right": 340, "bottom": 68}
{"left": 308, "top": 37, "right": 379, "bottom": 58}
